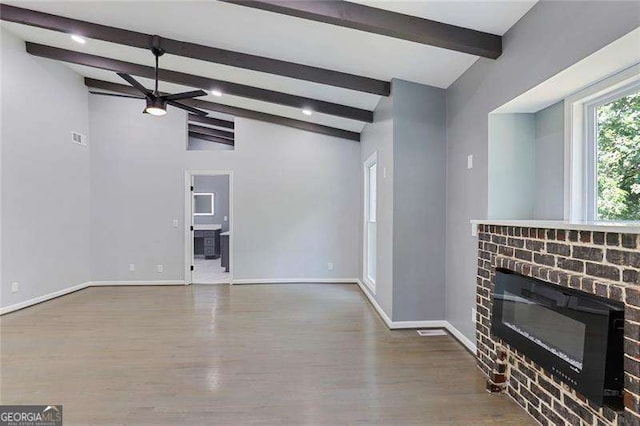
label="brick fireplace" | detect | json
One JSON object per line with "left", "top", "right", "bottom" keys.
{"left": 475, "top": 223, "right": 639, "bottom": 425}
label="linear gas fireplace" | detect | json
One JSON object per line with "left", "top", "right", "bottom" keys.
{"left": 492, "top": 268, "right": 625, "bottom": 408}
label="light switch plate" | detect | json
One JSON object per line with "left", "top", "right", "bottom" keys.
{"left": 327, "top": 262, "right": 334, "bottom": 271}
{"left": 471, "top": 223, "right": 478, "bottom": 237}
{"left": 172, "top": 219, "right": 179, "bottom": 228}
{"left": 467, "top": 155, "right": 473, "bottom": 169}
{"left": 11, "top": 282, "right": 19, "bottom": 293}
{"left": 224, "top": 216, "right": 228, "bottom": 222}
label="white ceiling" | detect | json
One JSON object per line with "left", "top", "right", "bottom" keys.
{"left": 2, "top": 1, "right": 538, "bottom": 133}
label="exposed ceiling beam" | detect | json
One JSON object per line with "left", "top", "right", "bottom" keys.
{"left": 188, "top": 131, "right": 235, "bottom": 146}
{"left": 85, "top": 78, "right": 361, "bottom": 142}
{"left": 188, "top": 114, "right": 234, "bottom": 130}
{"left": 26, "top": 43, "right": 373, "bottom": 123}
{"left": 221, "top": 1, "right": 502, "bottom": 59}
{"left": 188, "top": 124, "right": 235, "bottom": 140}
{"left": 1, "top": 4, "right": 390, "bottom": 95}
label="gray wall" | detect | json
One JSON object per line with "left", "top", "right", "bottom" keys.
{"left": 392, "top": 80, "right": 446, "bottom": 322}
{"left": 359, "top": 79, "right": 447, "bottom": 322}
{"left": 359, "top": 94, "right": 394, "bottom": 317}
{"left": 487, "top": 113, "right": 536, "bottom": 219}
{"left": 1, "top": 29, "right": 91, "bottom": 308}
{"left": 89, "top": 95, "right": 360, "bottom": 282}
{"left": 193, "top": 174, "right": 230, "bottom": 232}
{"left": 445, "top": 1, "right": 640, "bottom": 342}
{"left": 534, "top": 101, "right": 565, "bottom": 220}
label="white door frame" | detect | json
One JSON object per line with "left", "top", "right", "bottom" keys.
{"left": 362, "top": 152, "right": 377, "bottom": 293}
{"left": 184, "top": 170, "right": 234, "bottom": 284}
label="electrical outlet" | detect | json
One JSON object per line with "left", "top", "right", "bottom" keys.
{"left": 327, "top": 262, "right": 334, "bottom": 271}
{"left": 11, "top": 282, "right": 19, "bottom": 293}
{"left": 467, "top": 155, "right": 473, "bottom": 169}
{"left": 472, "top": 308, "right": 477, "bottom": 323}
{"left": 157, "top": 264, "right": 164, "bottom": 273}
{"left": 172, "top": 219, "right": 179, "bottom": 228}
{"left": 129, "top": 264, "right": 135, "bottom": 272}
{"left": 471, "top": 223, "right": 478, "bottom": 237}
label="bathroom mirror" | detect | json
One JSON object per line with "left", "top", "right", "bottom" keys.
{"left": 194, "top": 193, "right": 215, "bottom": 215}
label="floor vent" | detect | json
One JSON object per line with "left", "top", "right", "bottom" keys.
{"left": 417, "top": 329, "right": 447, "bottom": 337}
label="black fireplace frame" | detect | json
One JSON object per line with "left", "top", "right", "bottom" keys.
{"left": 491, "top": 268, "right": 625, "bottom": 408}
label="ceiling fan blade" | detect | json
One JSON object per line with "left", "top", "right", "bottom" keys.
{"left": 116, "top": 73, "right": 151, "bottom": 95}
{"left": 167, "top": 100, "right": 208, "bottom": 116}
{"left": 163, "top": 90, "right": 208, "bottom": 101}
{"left": 89, "top": 91, "right": 144, "bottom": 99}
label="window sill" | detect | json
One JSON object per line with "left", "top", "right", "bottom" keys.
{"left": 470, "top": 219, "right": 640, "bottom": 234}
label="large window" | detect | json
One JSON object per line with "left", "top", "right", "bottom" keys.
{"left": 565, "top": 66, "right": 640, "bottom": 222}
{"left": 590, "top": 89, "right": 640, "bottom": 220}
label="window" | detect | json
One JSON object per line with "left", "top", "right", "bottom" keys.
{"left": 589, "top": 89, "right": 640, "bottom": 220}
{"left": 194, "top": 193, "right": 215, "bottom": 216}
{"left": 565, "top": 65, "right": 640, "bottom": 221}
{"left": 363, "top": 153, "right": 377, "bottom": 291}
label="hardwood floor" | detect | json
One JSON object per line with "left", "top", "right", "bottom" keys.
{"left": 0, "top": 284, "right": 533, "bottom": 425}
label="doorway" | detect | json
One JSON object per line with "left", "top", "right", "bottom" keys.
{"left": 185, "top": 171, "right": 233, "bottom": 284}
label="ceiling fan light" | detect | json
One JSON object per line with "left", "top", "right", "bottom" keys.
{"left": 145, "top": 107, "right": 167, "bottom": 116}
{"left": 144, "top": 97, "right": 167, "bottom": 116}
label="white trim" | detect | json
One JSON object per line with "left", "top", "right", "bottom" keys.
{"left": 356, "top": 279, "right": 392, "bottom": 327}
{"left": 0, "top": 282, "right": 91, "bottom": 315}
{"left": 356, "top": 280, "right": 477, "bottom": 354}
{"left": 564, "top": 64, "right": 640, "bottom": 221}
{"left": 362, "top": 151, "right": 378, "bottom": 293}
{"left": 232, "top": 278, "right": 358, "bottom": 285}
{"left": 443, "top": 321, "right": 477, "bottom": 354}
{"left": 392, "top": 320, "right": 448, "bottom": 329}
{"left": 90, "top": 280, "right": 186, "bottom": 286}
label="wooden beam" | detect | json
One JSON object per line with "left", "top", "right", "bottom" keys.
{"left": 221, "top": 1, "right": 502, "bottom": 59}
{"left": 188, "top": 124, "right": 234, "bottom": 140}
{"left": 26, "top": 43, "right": 373, "bottom": 122}
{"left": 1, "top": 4, "right": 390, "bottom": 95}
{"left": 188, "top": 114, "right": 234, "bottom": 130}
{"left": 189, "top": 131, "right": 235, "bottom": 146}
{"left": 85, "top": 78, "right": 360, "bottom": 142}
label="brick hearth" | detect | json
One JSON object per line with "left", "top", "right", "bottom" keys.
{"left": 476, "top": 225, "right": 640, "bottom": 426}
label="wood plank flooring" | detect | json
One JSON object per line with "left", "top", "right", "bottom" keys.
{"left": 0, "top": 284, "right": 533, "bottom": 425}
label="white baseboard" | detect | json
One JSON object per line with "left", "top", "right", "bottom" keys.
{"left": 392, "top": 320, "right": 449, "bottom": 329}
{"left": 443, "top": 321, "right": 477, "bottom": 354}
{"left": 1, "top": 280, "right": 187, "bottom": 315}
{"left": 232, "top": 278, "right": 358, "bottom": 285}
{"left": 0, "top": 281, "right": 91, "bottom": 315}
{"left": 355, "top": 280, "right": 477, "bottom": 354}
{"left": 356, "top": 279, "right": 393, "bottom": 327}
{"left": 90, "top": 280, "right": 186, "bottom": 286}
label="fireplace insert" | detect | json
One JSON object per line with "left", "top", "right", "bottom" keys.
{"left": 492, "top": 268, "right": 624, "bottom": 407}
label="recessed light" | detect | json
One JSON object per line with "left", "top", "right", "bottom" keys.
{"left": 211, "top": 89, "right": 223, "bottom": 97}
{"left": 302, "top": 108, "right": 313, "bottom": 116}
{"left": 71, "top": 34, "right": 86, "bottom": 44}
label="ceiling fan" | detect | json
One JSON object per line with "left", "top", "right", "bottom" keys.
{"left": 89, "top": 36, "right": 209, "bottom": 117}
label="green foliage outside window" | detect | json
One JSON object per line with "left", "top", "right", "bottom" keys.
{"left": 596, "top": 91, "right": 640, "bottom": 220}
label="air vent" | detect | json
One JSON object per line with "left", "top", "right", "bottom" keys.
{"left": 71, "top": 131, "right": 87, "bottom": 146}
{"left": 417, "top": 329, "right": 447, "bottom": 337}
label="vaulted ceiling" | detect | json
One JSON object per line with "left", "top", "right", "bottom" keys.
{"left": 1, "top": 1, "right": 537, "bottom": 141}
